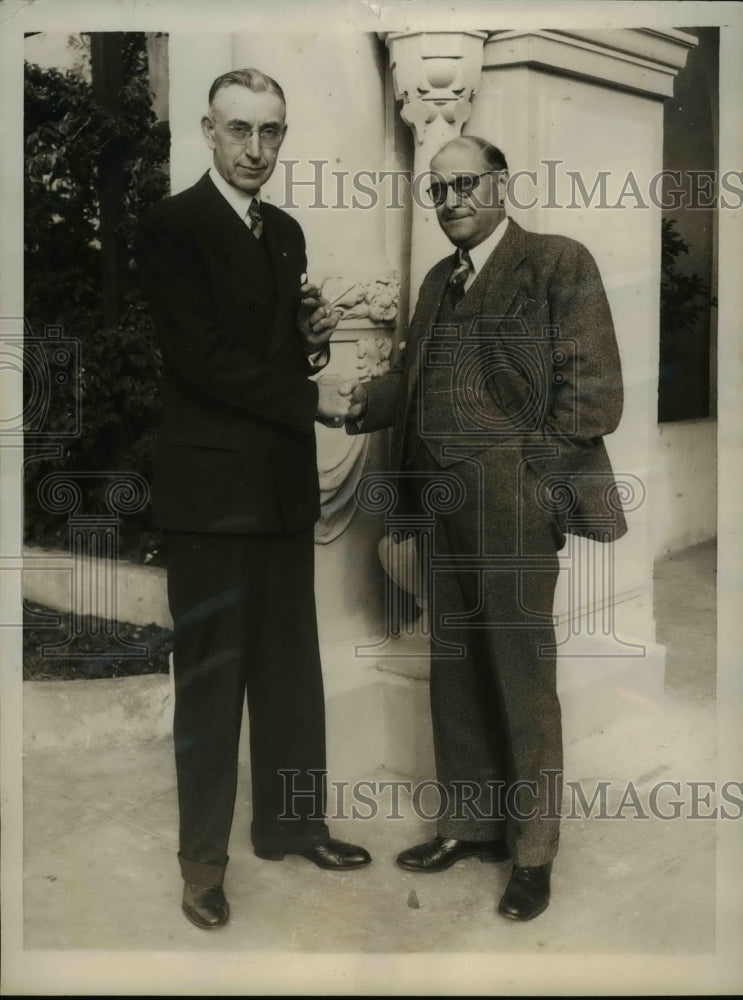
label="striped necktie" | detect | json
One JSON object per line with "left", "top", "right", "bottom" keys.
{"left": 448, "top": 249, "right": 473, "bottom": 305}
{"left": 247, "top": 199, "right": 263, "bottom": 239}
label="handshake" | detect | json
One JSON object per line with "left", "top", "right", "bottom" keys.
{"left": 316, "top": 375, "right": 368, "bottom": 428}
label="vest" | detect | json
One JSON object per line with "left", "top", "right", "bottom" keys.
{"left": 405, "top": 279, "right": 490, "bottom": 469}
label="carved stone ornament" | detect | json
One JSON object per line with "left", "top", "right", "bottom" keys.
{"left": 321, "top": 273, "right": 400, "bottom": 326}
{"left": 356, "top": 335, "right": 393, "bottom": 381}
{"left": 383, "top": 31, "right": 487, "bottom": 145}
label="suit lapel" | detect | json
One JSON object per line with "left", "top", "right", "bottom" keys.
{"left": 394, "top": 221, "right": 531, "bottom": 463}
{"left": 405, "top": 256, "right": 454, "bottom": 398}
{"left": 187, "top": 172, "right": 304, "bottom": 360}
{"left": 261, "top": 203, "right": 294, "bottom": 302}
{"left": 261, "top": 202, "right": 304, "bottom": 360}
{"left": 190, "top": 172, "right": 273, "bottom": 299}
{"left": 470, "top": 217, "right": 528, "bottom": 321}
{"left": 390, "top": 258, "right": 452, "bottom": 464}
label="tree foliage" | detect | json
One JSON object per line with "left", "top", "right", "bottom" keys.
{"left": 24, "top": 34, "right": 170, "bottom": 556}
{"left": 660, "top": 216, "right": 715, "bottom": 338}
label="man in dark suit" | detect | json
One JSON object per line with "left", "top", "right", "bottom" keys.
{"left": 136, "top": 68, "right": 370, "bottom": 931}
{"left": 342, "top": 135, "right": 626, "bottom": 921}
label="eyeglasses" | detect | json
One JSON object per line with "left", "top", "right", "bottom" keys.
{"left": 213, "top": 120, "right": 286, "bottom": 148}
{"left": 426, "top": 170, "right": 498, "bottom": 207}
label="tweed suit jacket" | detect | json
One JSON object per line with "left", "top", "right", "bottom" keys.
{"left": 356, "top": 219, "right": 628, "bottom": 540}
{"left": 136, "top": 172, "right": 322, "bottom": 534}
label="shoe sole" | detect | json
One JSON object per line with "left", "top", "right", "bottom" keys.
{"left": 498, "top": 899, "right": 550, "bottom": 921}
{"left": 182, "top": 904, "right": 230, "bottom": 929}
{"left": 254, "top": 848, "right": 286, "bottom": 861}
{"left": 397, "top": 853, "right": 510, "bottom": 873}
{"left": 254, "top": 849, "right": 372, "bottom": 870}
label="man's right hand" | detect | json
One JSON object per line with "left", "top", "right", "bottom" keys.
{"left": 316, "top": 377, "right": 368, "bottom": 427}
{"left": 315, "top": 376, "right": 358, "bottom": 427}
{"left": 346, "top": 383, "right": 368, "bottom": 422}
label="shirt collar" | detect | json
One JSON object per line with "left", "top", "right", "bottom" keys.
{"left": 465, "top": 216, "right": 509, "bottom": 274}
{"left": 209, "top": 165, "right": 259, "bottom": 222}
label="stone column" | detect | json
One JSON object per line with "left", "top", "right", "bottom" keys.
{"left": 168, "top": 34, "right": 232, "bottom": 195}
{"left": 384, "top": 31, "right": 488, "bottom": 299}
{"left": 467, "top": 29, "right": 696, "bottom": 663}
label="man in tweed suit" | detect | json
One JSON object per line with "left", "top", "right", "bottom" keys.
{"left": 343, "top": 135, "right": 626, "bottom": 920}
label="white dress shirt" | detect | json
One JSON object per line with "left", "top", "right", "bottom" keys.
{"left": 461, "top": 216, "right": 509, "bottom": 291}
{"left": 209, "top": 166, "right": 261, "bottom": 228}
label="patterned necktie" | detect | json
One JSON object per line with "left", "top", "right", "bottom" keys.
{"left": 247, "top": 199, "right": 263, "bottom": 239}
{"left": 448, "top": 249, "right": 473, "bottom": 305}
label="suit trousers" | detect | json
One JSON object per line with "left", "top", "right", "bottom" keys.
{"left": 165, "top": 529, "right": 329, "bottom": 886}
{"left": 407, "top": 442, "right": 563, "bottom": 867}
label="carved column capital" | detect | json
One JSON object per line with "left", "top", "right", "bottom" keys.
{"left": 384, "top": 31, "right": 487, "bottom": 146}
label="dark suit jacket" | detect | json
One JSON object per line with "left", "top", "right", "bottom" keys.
{"left": 136, "top": 172, "right": 321, "bottom": 534}
{"left": 355, "top": 219, "right": 628, "bottom": 540}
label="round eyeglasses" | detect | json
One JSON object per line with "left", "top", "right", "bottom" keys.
{"left": 426, "top": 170, "right": 497, "bottom": 207}
{"left": 215, "top": 120, "right": 286, "bottom": 148}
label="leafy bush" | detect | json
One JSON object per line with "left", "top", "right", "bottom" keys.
{"left": 658, "top": 217, "right": 716, "bottom": 422}
{"left": 660, "top": 217, "right": 715, "bottom": 337}
{"left": 24, "top": 33, "right": 169, "bottom": 558}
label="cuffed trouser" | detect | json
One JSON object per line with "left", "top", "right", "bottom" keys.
{"left": 166, "top": 529, "right": 329, "bottom": 886}
{"left": 408, "top": 443, "right": 563, "bottom": 867}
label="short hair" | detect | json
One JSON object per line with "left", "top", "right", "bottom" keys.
{"left": 434, "top": 135, "right": 509, "bottom": 172}
{"left": 208, "top": 68, "right": 286, "bottom": 109}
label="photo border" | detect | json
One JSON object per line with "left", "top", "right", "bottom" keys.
{"left": 2, "top": 0, "right": 742, "bottom": 994}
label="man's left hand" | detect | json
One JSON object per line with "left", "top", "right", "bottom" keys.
{"left": 299, "top": 281, "right": 340, "bottom": 352}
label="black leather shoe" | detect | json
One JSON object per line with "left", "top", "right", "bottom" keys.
{"left": 396, "top": 836, "right": 510, "bottom": 872}
{"left": 498, "top": 863, "right": 551, "bottom": 921}
{"left": 182, "top": 882, "right": 230, "bottom": 929}
{"left": 254, "top": 837, "right": 372, "bottom": 870}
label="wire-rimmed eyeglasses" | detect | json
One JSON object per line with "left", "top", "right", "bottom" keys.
{"left": 212, "top": 119, "right": 286, "bottom": 148}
